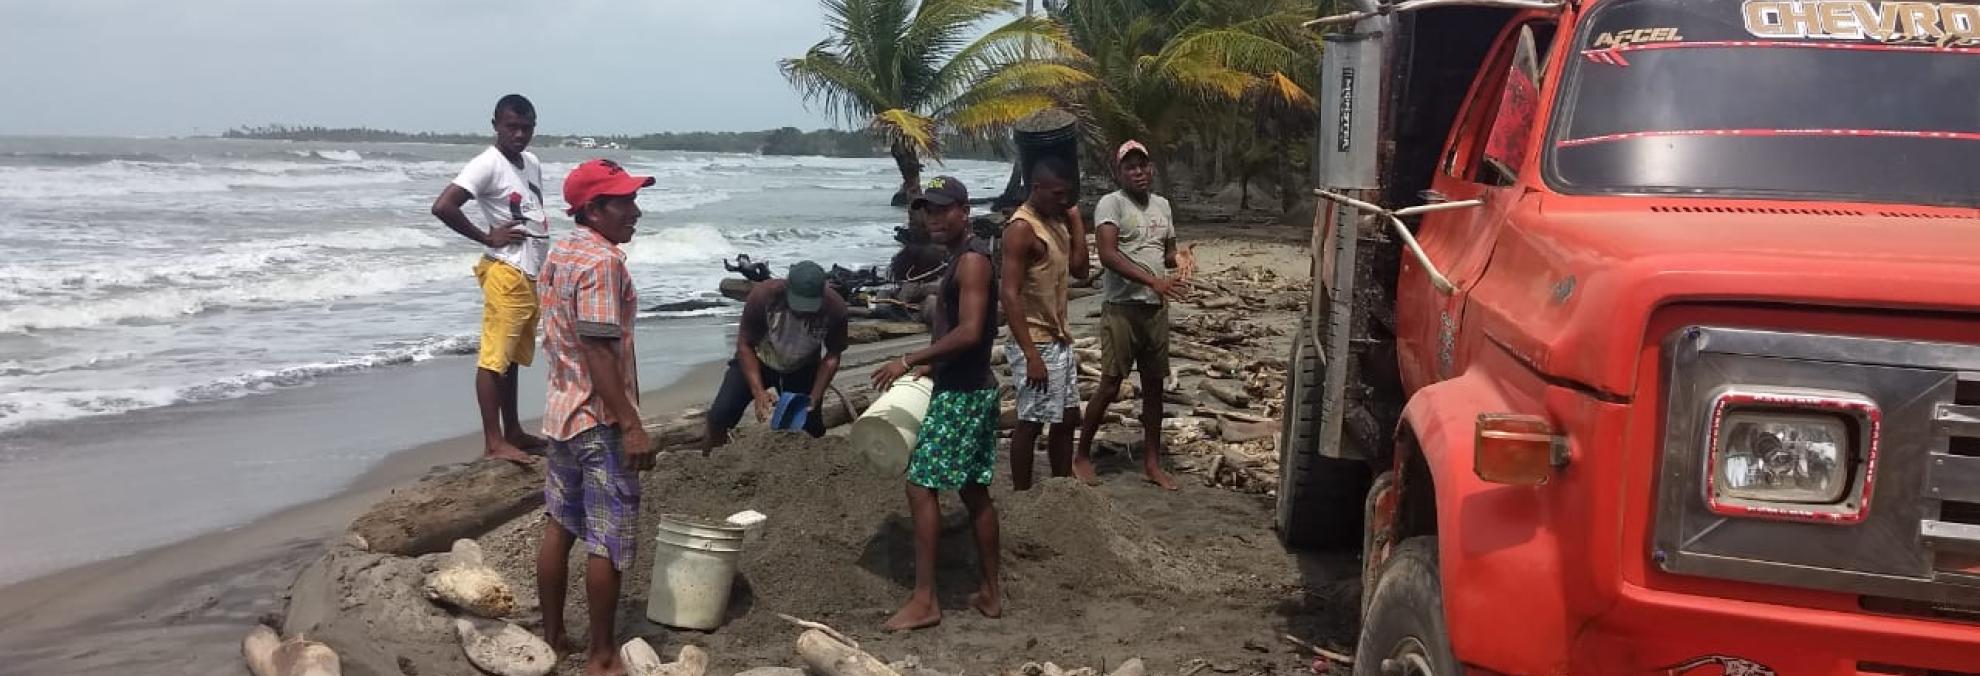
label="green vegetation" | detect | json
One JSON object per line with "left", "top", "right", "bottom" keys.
{"left": 218, "top": 125, "right": 1006, "bottom": 160}
{"left": 780, "top": 0, "right": 1094, "bottom": 198}
{"left": 1049, "top": 0, "right": 1320, "bottom": 211}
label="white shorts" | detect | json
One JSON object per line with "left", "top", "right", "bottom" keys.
{"left": 1004, "top": 340, "right": 1079, "bottom": 424}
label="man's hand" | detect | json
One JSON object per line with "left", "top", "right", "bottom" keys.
{"left": 620, "top": 423, "right": 655, "bottom": 472}
{"left": 753, "top": 389, "right": 777, "bottom": 423}
{"left": 1024, "top": 356, "right": 1049, "bottom": 391}
{"left": 484, "top": 220, "right": 527, "bottom": 247}
{"left": 1173, "top": 243, "right": 1198, "bottom": 282}
{"left": 871, "top": 357, "right": 911, "bottom": 392}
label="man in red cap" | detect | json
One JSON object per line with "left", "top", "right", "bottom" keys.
{"left": 535, "top": 159, "right": 655, "bottom": 676}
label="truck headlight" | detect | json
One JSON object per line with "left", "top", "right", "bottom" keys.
{"left": 1705, "top": 389, "right": 1880, "bottom": 523}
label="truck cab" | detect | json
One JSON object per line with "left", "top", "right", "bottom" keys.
{"left": 1275, "top": 0, "right": 1980, "bottom": 672}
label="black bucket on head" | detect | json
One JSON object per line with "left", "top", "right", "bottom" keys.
{"left": 995, "top": 109, "right": 1080, "bottom": 212}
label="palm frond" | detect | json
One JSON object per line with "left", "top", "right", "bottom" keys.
{"left": 947, "top": 92, "right": 1062, "bottom": 133}
{"left": 869, "top": 108, "right": 940, "bottom": 161}
{"left": 779, "top": 43, "right": 893, "bottom": 125}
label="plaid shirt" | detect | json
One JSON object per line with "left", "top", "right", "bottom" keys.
{"left": 539, "top": 226, "right": 639, "bottom": 441}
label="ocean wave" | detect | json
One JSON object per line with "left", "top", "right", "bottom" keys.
{"left": 0, "top": 227, "right": 449, "bottom": 299}
{"left": 0, "top": 151, "right": 176, "bottom": 167}
{"left": 0, "top": 254, "right": 477, "bottom": 334}
{"left": 622, "top": 224, "right": 738, "bottom": 266}
{"left": 0, "top": 160, "right": 420, "bottom": 199}
{"left": 0, "top": 334, "right": 478, "bottom": 432}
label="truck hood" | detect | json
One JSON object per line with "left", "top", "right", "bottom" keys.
{"left": 1464, "top": 195, "right": 1980, "bottom": 398}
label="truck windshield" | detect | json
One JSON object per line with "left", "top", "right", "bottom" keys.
{"left": 1548, "top": 0, "right": 1980, "bottom": 207}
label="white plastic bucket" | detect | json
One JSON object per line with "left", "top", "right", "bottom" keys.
{"left": 645, "top": 514, "right": 747, "bottom": 630}
{"left": 849, "top": 376, "right": 935, "bottom": 477}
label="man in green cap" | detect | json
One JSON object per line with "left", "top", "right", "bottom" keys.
{"left": 703, "top": 260, "right": 849, "bottom": 452}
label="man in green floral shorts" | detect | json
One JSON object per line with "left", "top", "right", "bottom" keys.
{"left": 870, "top": 176, "right": 1001, "bottom": 632}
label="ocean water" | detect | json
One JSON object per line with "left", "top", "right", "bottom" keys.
{"left": 0, "top": 137, "right": 1009, "bottom": 433}
{"left": 0, "top": 137, "right": 1011, "bottom": 583}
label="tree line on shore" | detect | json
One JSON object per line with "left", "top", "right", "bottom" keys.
{"left": 219, "top": 125, "right": 1008, "bottom": 160}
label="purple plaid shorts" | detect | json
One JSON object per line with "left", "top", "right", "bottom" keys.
{"left": 545, "top": 425, "right": 642, "bottom": 570}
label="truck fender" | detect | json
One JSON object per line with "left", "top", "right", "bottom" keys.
{"left": 1397, "top": 366, "right": 1575, "bottom": 673}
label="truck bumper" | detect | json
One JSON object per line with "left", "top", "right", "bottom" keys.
{"left": 1565, "top": 585, "right": 1980, "bottom": 674}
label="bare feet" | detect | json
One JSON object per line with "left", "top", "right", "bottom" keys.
{"left": 883, "top": 597, "right": 942, "bottom": 632}
{"left": 1143, "top": 464, "right": 1179, "bottom": 491}
{"left": 584, "top": 654, "right": 627, "bottom": 676}
{"left": 1070, "top": 454, "right": 1101, "bottom": 486}
{"left": 508, "top": 432, "right": 549, "bottom": 452}
{"left": 969, "top": 588, "right": 1003, "bottom": 619}
{"left": 484, "top": 440, "right": 538, "bottom": 465}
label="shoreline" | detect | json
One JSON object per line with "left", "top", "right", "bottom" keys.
{"left": 0, "top": 358, "right": 730, "bottom": 673}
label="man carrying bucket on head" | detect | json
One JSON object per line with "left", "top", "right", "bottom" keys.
{"left": 871, "top": 176, "right": 1002, "bottom": 631}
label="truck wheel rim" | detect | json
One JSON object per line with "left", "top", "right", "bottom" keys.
{"left": 1380, "top": 638, "right": 1437, "bottom": 676}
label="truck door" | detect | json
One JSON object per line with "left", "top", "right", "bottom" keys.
{"left": 1395, "top": 20, "right": 1558, "bottom": 391}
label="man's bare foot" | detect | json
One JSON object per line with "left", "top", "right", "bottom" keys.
{"left": 1143, "top": 464, "right": 1179, "bottom": 491}
{"left": 1071, "top": 455, "right": 1101, "bottom": 486}
{"left": 544, "top": 634, "right": 577, "bottom": 659}
{"left": 969, "top": 589, "right": 1003, "bottom": 619}
{"left": 883, "top": 598, "right": 942, "bottom": 632}
{"left": 584, "top": 654, "right": 627, "bottom": 676}
{"left": 507, "top": 432, "right": 549, "bottom": 451}
{"left": 484, "top": 441, "right": 538, "bottom": 465}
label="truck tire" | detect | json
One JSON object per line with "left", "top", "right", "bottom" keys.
{"left": 1276, "top": 327, "right": 1371, "bottom": 549}
{"left": 1353, "top": 537, "right": 1460, "bottom": 676}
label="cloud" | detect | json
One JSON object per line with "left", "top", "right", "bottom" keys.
{"left": 0, "top": 0, "right": 853, "bottom": 136}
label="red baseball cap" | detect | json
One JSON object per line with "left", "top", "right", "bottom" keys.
{"left": 1116, "top": 139, "right": 1150, "bottom": 164}
{"left": 562, "top": 159, "right": 656, "bottom": 216}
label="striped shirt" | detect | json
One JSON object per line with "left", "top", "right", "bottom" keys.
{"left": 539, "top": 226, "right": 639, "bottom": 441}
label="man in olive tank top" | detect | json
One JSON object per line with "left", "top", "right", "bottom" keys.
{"left": 1000, "top": 157, "right": 1090, "bottom": 490}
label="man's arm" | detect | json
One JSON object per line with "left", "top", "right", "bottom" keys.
{"left": 808, "top": 292, "right": 850, "bottom": 404}
{"left": 578, "top": 336, "right": 651, "bottom": 467}
{"left": 874, "top": 253, "right": 991, "bottom": 391}
{"left": 1000, "top": 220, "right": 1043, "bottom": 365}
{"left": 907, "top": 252, "right": 991, "bottom": 367}
{"left": 1066, "top": 207, "right": 1091, "bottom": 281}
{"left": 1096, "top": 223, "right": 1171, "bottom": 294}
{"left": 430, "top": 175, "right": 521, "bottom": 248}
{"left": 735, "top": 285, "right": 777, "bottom": 420}
{"left": 572, "top": 261, "right": 650, "bottom": 466}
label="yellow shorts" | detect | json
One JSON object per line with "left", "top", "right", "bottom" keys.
{"left": 474, "top": 257, "right": 538, "bottom": 372}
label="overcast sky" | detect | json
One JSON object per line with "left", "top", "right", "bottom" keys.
{"left": 0, "top": 0, "right": 912, "bottom": 137}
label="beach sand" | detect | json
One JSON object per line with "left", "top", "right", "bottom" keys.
{"left": 0, "top": 225, "right": 1318, "bottom": 675}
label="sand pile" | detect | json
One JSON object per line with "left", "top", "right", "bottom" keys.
{"left": 482, "top": 431, "right": 1222, "bottom": 641}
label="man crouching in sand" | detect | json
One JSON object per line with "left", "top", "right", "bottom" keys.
{"left": 870, "top": 177, "right": 1001, "bottom": 631}
{"left": 536, "top": 159, "right": 656, "bottom": 675}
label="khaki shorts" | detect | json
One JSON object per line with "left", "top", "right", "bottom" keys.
{"left": 1100, "top": 302, "right": 1168, "bottom": 379}
{"left": 474, "top": 257, "right": 538, "bottom": 373}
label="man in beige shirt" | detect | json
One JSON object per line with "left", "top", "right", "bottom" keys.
{"left": 999, "top": 157, "right": 1089, "bottom": 490}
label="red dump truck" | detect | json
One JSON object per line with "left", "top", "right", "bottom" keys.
{"left": 1273, "top": 0, "right": 1980, "bottom": 672}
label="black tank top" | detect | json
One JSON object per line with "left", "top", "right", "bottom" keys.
{"left": 931, "top": 238, "right": 998, "bottom": 392}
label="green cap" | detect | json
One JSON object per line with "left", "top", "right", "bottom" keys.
{"left": 786, "top": 261, "right": 826, "bottom": 313}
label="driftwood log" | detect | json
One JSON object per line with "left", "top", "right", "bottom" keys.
{"left": 796, "top": 629, "right": 903, "bottom": 676}
{"left": 719, "top": 278, "right": 755, "bottom": 302}
{"left": 347, "top": 460, "right": 541, "bottom": 557}
{"left": 1199, "top": 380, "right": 1252, "bottom": 408}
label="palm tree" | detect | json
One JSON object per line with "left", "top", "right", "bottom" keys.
{"left": 780, "top": 0, "right": 1095, "bottom": 201}
{"left": 1046, "top": 0, "right": 1319, "bottom": 194}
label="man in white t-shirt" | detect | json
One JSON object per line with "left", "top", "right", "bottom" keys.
{"left": 430, "top": 94, "right": 552, "bottom": 464}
